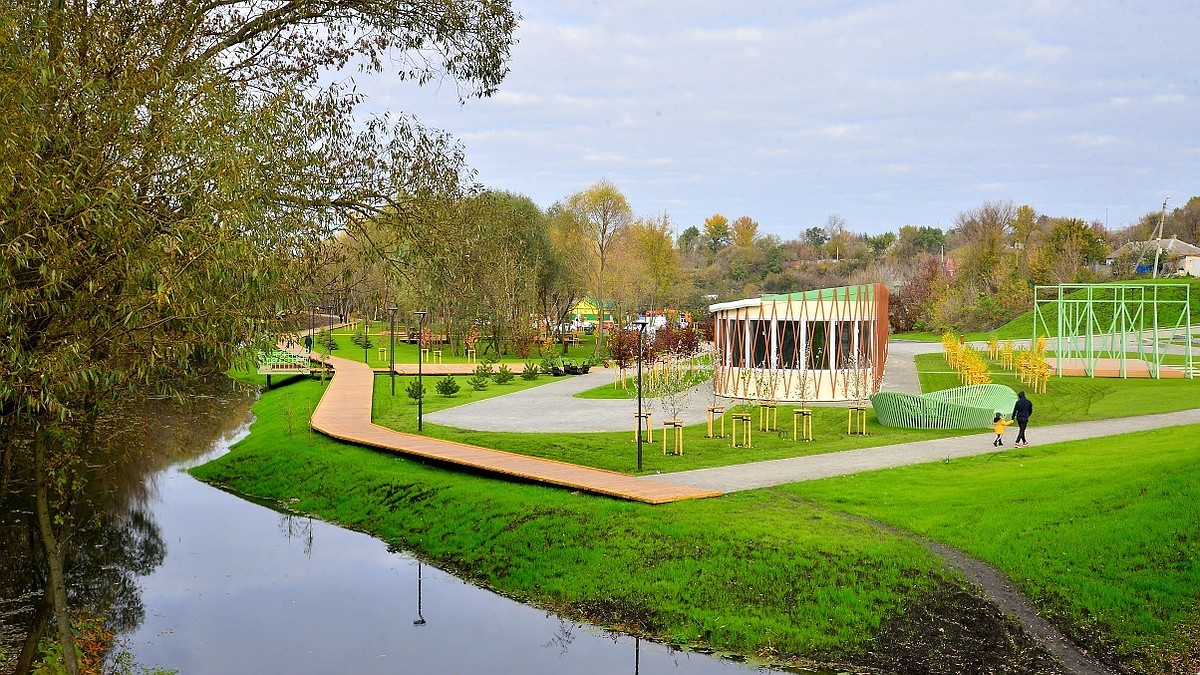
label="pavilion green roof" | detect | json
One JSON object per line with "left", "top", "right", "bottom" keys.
{"left": 759, "top": 284, "right": 876, "bottom": 303}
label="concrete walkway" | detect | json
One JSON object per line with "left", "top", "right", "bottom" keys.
{"left": 643, "top": 407, "right": 1200, "bottom": 493}
{"left": 424, "top": 368, "right": 722, "bottom": 432}
{"left": 427, "top": 340, "right": 943, "bottom": 433}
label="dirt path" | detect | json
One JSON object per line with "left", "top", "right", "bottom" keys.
{"left": 821, "top": 499, "right": 1119, "bottom": 675}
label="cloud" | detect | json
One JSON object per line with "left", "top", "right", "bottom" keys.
{"left": 1066, "top": 133, "right": 1119, "bottom": 148}
{"left": 1022, "top": 42, "right": 1069, "bottom": 63}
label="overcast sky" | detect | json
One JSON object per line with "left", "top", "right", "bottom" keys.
{"left": 359, "top": 0, "right": 1199, "bottom": 238}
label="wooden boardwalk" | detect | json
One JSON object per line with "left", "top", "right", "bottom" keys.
{"left": 307, "top": 353, "right": 721, "bottom": 504}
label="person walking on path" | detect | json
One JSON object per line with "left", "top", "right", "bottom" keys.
{"left": 1012, "top": 390, "right": 1033, "bottom": 447}
{"left": 992, "top": 412, "right": 1013, "bottom": 447}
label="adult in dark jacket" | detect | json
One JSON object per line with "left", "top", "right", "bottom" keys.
{"left": 1011, "top": 390, "right": 1033, "bottom": 447}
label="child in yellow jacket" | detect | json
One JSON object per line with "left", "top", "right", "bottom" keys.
{"left": 992, "top": 412, "right": 1013, "bottom": 447}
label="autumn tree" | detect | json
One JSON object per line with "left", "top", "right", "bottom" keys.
{"left": 731, "top": 216, "right": 760, "bottom": 248}
{"left": 616, "top": 213, "right": 680, "bottom": 311}
{"left": 1, "top": 1, "right": 516, "bottom": 671}
{"left": 565, "top": 180, "right": 633, "bottom": 357}
{"left": 702, "top": 214, "right": 732, "bottom": 255}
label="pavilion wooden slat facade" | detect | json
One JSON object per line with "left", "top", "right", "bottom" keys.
{"left": 709, "top": 284, "right": 889, "bottom": 402}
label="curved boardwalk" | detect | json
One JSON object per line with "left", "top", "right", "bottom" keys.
{"left": 308, "top": 353, "right": 721, "bottom": 504}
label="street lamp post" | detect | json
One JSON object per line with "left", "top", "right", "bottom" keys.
{"left": 363, "top": 311, "right": 369, "bottom": 365}
{"left": 413, "top": 310, "right": 428, "bottom": 431}
{"left": 634, "top": 317, "right": 649, "bottom": 472}
{"left": 388, "top": 305, "right": 398, "bottom": 395}
{"left": 309, "top": 305, "right": 317, "bottom": 354}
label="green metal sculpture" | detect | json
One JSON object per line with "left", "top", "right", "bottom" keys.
{"left": 870, "top": 384, "right": 1018, "bottom": 430}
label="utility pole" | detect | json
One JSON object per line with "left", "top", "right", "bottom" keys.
{"left": 1152, "top": 196, "right": 1171, "bottom": 279}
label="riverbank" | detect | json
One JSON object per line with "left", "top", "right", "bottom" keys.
{"left": 196, "top": 377, "right": 1087, "bottom": 673}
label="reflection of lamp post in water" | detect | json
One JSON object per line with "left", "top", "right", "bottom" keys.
{"left": 413, "top": 562, "right": 426, "bottom": 626}
{"left": 634, "top": 636, "right": 640, "bottom": 675}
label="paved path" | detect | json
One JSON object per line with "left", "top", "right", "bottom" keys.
{"left": 643, "top": 407, "right": 1200, "bottom": 493}
{"left": 425, "top": 367, "right": 723, "bottom": 432}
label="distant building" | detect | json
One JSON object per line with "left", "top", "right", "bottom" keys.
{"left": 570, "top": 298, "right": 617, "bottom": 326}
{"left": 1109, "top": 237, "right": 1200, "bottom": 277}
{"left": 708, "top": 284, "right": 889, "bottom": 402}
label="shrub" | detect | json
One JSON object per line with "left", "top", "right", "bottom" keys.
{"left": 468, "top": 373, "right": 490, "bottom": 391}
{"left": 521, "top": 362, "right": 540, "bottom": 380}
{"left": 493, "top": 364, "right": 514, "bottom": 384}
{"left": 351, "top": 323, "right": 373, "bottom": 349}
{"left": 540, "top": 357, "right": 556, "bottom": 373}
{"left": 405, "top": 378, "right": 425, "bottom": 401}
{"left": 435, "top": 376, "right": 460, "bottom": 397}
{"left": 317, "top": 329, "right": 338, "bottom": 351}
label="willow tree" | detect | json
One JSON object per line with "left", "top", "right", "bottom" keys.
{"left": 0, "top": 2, "right": 515, "bottom": 671}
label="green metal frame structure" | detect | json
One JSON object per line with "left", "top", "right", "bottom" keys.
{"left": 871, "top": 384, "right": 1018, "bottom": 430}
{"left": 1032, "top": 283, "right": 1196, "bottom": 379}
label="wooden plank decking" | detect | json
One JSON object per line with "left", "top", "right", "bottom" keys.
{"left": 308, "top": 353, "right": 721, "bottom": 504}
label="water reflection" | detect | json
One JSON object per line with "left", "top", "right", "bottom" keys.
{"left": 119, "top": 429, "right": 792, "bottom": 675}
{"left": 4, "top": 377, "right": 796, "bottom": 675}
{"left": 414, "top": 562, "right": 427, "bottom": 626}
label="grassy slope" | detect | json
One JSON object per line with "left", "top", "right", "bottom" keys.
{"left": 894, "top": 278, "right": 1200, "bottom": 342}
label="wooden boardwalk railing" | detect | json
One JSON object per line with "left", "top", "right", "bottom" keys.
{"left": 306, "top": 353, "right": 721, "bottom": 505}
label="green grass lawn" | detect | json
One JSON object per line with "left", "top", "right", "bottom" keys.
{"left": 791, "top": 425, "right": 1200, "bottom": 674}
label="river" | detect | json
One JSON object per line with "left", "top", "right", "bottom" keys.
{"left": 111, "top": 389, "right": 795, "bottom": 674}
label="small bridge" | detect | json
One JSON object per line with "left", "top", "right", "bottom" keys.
{"left": 257, "top": 348, "right": 313, "bottom": 389}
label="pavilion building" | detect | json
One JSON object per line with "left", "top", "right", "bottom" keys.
{"left": 708, "top": 284, "right": 889, "bottom": 402}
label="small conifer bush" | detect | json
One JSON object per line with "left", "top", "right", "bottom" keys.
{"left": 435, "top": 375, "right": 460, "bottom": 397}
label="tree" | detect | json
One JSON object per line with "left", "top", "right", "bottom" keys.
{"left": 802, "top": 226, "right": 829, "bottom": 248}
{"left": 702, "top": 214, "right": 732, "bottom": 254}
{"left": 865, "top": 231, "right": 896, "bottom": 255}
{"left": 565, "top": 180, "right": 633, "bottom": 358}
{"left": 677, "top": 225, "right": 701, "bottom": 257}
{"left": 618, "top": 214, "right": 679, "bottom": 311}
{"left": 731, "top": 216, "right": 759, "bottom": 248}
{"left": 896, "top": 225, "right": 946, "bottom": 256}
{"left": 1, "top": 2, "right": 516, "bottom": 671}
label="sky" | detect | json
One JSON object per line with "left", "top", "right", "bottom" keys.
{"left": 357, "top": 0, "right": 1200, "bottom": 238}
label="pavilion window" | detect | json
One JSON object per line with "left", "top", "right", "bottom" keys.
{"left": 779, "top": 320, "right": 802, "bottom": 369}
{"left": 836, "top": 321, "right": 855, "bottom": 369}
{"left": 749, "top": 320, "right": 770, "bottom": 368}
{"left": 807, "top": 320, "right": 828, "bottom": 370}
